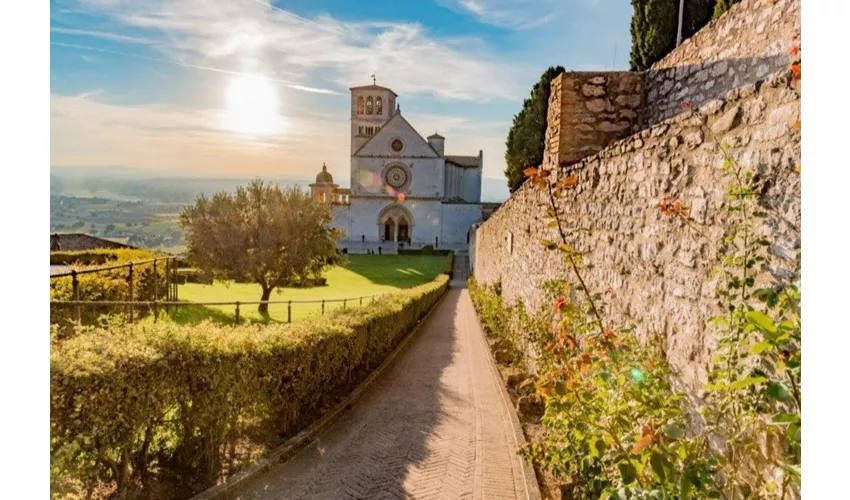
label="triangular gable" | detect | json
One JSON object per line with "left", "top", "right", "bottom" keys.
{"left": 353, "top": 112, "right": 440, "bottom": 158}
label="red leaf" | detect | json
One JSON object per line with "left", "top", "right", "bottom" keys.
{"left": 632, "top": 434, "right": 653, "bottom": 454}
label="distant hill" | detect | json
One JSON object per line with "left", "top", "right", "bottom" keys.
{"left": 51, "top": 166, "right": 510, "bottom": 204}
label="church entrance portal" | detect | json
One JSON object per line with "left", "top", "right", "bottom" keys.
{"left": 378, "top": 204, "right": 414, "bottom": 244}
{"left": 383, "top": 217, "right": 395, "bottom": 242}
{"left": 398, "top": 217, "right": 410, "bottom": 243}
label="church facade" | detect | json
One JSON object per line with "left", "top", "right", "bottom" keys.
{"left": 311, "top": 83, "right": 488, "bottom": 253}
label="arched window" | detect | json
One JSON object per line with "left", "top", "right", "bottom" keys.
{"left": 357, "top": 96, "right": 364, "bottom": 114}
{"left": 366, "top": 96, "right": 373, "bottom": 115}
{"left": 376, "top": 96, "right": 383, "bottom": 115}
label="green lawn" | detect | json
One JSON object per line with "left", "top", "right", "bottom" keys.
{"left": 171, "top": 254, "right": 450, "bottom": 324}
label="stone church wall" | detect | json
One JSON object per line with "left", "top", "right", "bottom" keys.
{"left": 331, "top": 204, "right": 352, "bottom": 240}
{"left": 440, "top": 203, "right": 483, "bottom": 249}
{"left": 355, "top": 157, "right": 444, "bottom": 198}
{"left": 472, "top": 0, "right": 800, "bottom": 391}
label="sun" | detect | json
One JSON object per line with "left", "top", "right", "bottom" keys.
{"left": 221, "top": 74, "right": 282, "bottom": 136}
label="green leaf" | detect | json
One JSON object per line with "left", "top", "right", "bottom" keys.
{"left": 772, "top": 412, "right": 800, "bottom": 424}
{"left": 730, "top": 376, "right": 768, "bottom": 390}
{"left": 589, "top": 438, "right": 604, "bottom": 458}
{"left": 788, "top": 423, "right": 801, "bottom": 443}
{"left": 766, "top": 383, "right": 789, "bottom": 401}
{"left": 679, "top": 467, "right": 693, "bottom": 499}
{"left": 618, "top": 462, "right": 637, "bottom": 485}
{"left": 749, "top": 341, "right": 773, "bottom": 355}
{"left": 663, "top": 423, "right": 683, "bottom": 440}
{"left": 650, "top": 452, "right": 666, "bottom": 482}
{"left": 747, "top": 310, "right": 776, "bottom": 334}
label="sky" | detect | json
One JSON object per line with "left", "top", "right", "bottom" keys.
{"left": 50, "top": 0, "right": 632, "bottom": 186}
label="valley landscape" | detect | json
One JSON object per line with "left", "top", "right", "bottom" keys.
{"left": 50, "top": 168, "right": 510, "bottom": 252}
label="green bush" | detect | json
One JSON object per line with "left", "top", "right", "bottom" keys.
{"left": 398, "top": 247, "right": 453, "bottom": 256}
{"left": 51, "top": 274, "right": 449, "bottom": 499}
{"left": 467, "top": 277, "right": 527, "bottom": 364}
{"left": 50, "top": 261, "right": 169, "bottom": 330}
{"left": 469, "top": 277, "right": 717, "bottom": 497}
{"left": 50, "top": 249, "right": 159, "bottom": 266}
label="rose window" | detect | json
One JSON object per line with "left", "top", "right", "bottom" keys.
{"left": 385, "top": 165, "right": 409, "bottom": 189}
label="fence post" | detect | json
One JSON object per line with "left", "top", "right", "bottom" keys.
{"left": 153, "top": 259, "right": 158, "bottom": 301}
{"left": 71, "top": 270, "right": 81, "bottom": 323}
{"left": 343, "top": 299, "right": 346, "bottom": 311}
{"left": 235, "top": 301, "right": 240, "bottom": 324}
{"left": 128, "top": 263, "right": 134, "bottom": 323}
{"left": 360, "top": 296, "right": 363, "bottom": 306}
{"left": 322, "top": 299, "right": 325, "bottom": 315}
{"left": 165, "top": 258, "right": 171, "bottom": 303}
{"left": 287, "top": 301, "right": 292, "bottom": 323}
{"left": 153, "top": 300, "right": 159, "bottom": 323}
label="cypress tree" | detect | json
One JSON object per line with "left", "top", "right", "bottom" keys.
{"left": 630, "top": 0, "right": 718, "bottom": 71}
{"left": 630, "top": 0, "right": 678, "bottom": 71}
{"left": 504, "top": 65, "right": 565, "bottom": 193}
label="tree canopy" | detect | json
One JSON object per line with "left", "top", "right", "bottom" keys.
{"left": 179, "top": 179, "right": 342, "bottom": 315}
{"left": 504, "top": 65, "right": 565, "bottom": 194}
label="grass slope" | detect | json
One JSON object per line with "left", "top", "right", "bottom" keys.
{"left": 175, "top": 254, "right": 448, "bottom": 323}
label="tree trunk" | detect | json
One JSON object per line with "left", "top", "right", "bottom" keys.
{"left": 258, "top": 286, "right": 272, "bottom": 317}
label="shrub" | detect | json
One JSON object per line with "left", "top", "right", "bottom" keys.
{"left": 51, "top": 274, "right": 449, "bottom": 499}
{"left": 468, "top": 277, "right": 524, "bottom": 363}
{"left": 50, "top": 249, "right": 159, "bottom": 266}
{"left": 50, "top": 260, "right": 169, "bottom": 330}
{"left": 469, "top": 277, "right": 716, "bottom": 497}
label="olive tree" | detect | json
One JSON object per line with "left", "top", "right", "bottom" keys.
{"left": 179, "top": 179, "right": 342, "bottom": 315}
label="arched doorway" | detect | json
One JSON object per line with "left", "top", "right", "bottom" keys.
{"left": 398, "top": 217, "right": 410, "bottom": 243}
{"left": 377, "top": 203, "right": 414, "bottom": 243}
{"left": 383, "top": 217, "right": 395, "bottom": 242}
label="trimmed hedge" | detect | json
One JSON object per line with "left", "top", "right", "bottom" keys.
{"left": 51, "top": 274, "right": 449, "bottom": 499}
{"left": 398, "top": 247, "right": 452, "bottom": 256}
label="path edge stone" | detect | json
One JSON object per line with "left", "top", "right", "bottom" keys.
{"left": 468, "top": 292, "right": 543, "bottom": 500}
{"left": 190, "top": 287, "right": 450, "bottom": 500}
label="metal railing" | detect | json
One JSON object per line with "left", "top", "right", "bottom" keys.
{"left": 50, "top": 256, "right": 180, "bottom": 322}
{"left": 50, "top": 293, "right": 388, "bottom": 325}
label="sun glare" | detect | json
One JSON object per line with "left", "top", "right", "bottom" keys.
{"left": 221, "top": 74, "right": 282, "bottom": 136}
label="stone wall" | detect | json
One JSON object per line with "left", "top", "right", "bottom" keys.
{"left": 473, "top": 69, "right": 800, "bottom": 391}
{"left": 546, "top": 72, "right": 645, "bottom": 168}
{"left": 643, "top": 0, "right": 800, "bottom": 125}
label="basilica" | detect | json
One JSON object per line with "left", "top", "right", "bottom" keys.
{"left": 311, "top": 83, "right": 489, "bottom": 253}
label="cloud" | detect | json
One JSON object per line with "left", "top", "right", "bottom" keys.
{"left": 437, "top": 0, "right": 558, "bottom": 30}
{"left": 50, "top": 92, "right": 351, "bottom": 177}
{"left": 50, "top": 91, "right": 511, "bottom": 180}
{"left": 52, "top": 41, "right": 343, "bottom": 95}
{"left": 438, "top": 0, "right": 604, "bottom": 31}
{"left": 51, "top": 26, "right": 160, "bottom": 46}
{"left": 67, "top": 0, "right": 522, "bottom": 101}
{"left": 75, "top": 89, "right": 104, "bottom": 99}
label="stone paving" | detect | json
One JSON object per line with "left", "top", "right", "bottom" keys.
{"left": 230, "top": 260, "right": 538, "bottom": 500}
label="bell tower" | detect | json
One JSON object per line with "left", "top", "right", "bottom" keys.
{"left": 350, "top": 79, "right": 397, "bottom": 155}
